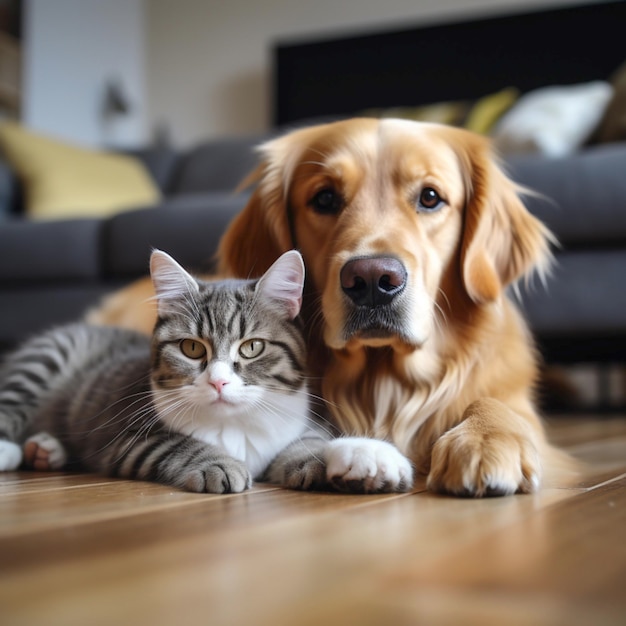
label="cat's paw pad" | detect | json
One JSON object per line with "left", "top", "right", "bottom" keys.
{"left": 185, "top": 458, "right": 252, "bottom": 494}
{"left": 0, "top": 440, "right": 22, "bottom": 471}
{"left": 427, "top": 426, "right": 541, "bottom": 497}
{"left": 23, "top": 432, "right": 67, "bottom": 470}
{"left": 325, "top": 438, "right": 414, "bottom": 493}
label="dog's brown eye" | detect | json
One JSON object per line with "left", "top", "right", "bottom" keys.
{"left": 418, "top": 187, "right": 443, "bottom": 212}
{"left": 309, "top": 188, "right": 343, "bottom": 215}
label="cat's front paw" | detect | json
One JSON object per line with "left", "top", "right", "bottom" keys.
{"left": 325, "top": 438, "right": 414, "bottom": 493}
{"left": 277, "top": 455, "right": 327, "bottom": 491}
{"left": 184, "top": 457, "right": 252, "bottom": 494}
{"left": 23, "top": 432, "right": 67, "bottom": 470}
{"left": 0, "top": 440, "right": 22, "bottom": 471}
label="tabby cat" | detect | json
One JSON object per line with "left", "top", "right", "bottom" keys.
{"left": 0, "top": 249, "right": 312, "bottom": 493}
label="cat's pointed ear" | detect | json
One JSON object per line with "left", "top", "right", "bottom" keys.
{"left": 255, "top": 250, "right": 305, "bottom": 320}
{"left": 150, "top": 250, "right": 199, "bottom": 316}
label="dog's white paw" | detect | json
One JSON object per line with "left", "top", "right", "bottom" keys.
{"left": 23, "top": 432, "right": 67, "bottom": 471}
{"left": 0, "top": 440, "right": 23, "bottom": 471}
{"left": 325, "top": 437, "right": 414, "bottom": 493}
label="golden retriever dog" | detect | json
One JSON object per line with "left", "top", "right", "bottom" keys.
{"left": 90, "top": 118, "right": 576, "bottom": 496}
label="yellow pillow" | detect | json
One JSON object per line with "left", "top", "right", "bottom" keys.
{"left": 0, "top": 122, "right": 161, "bottom": 220}
{"left": 464, "top": 87, "right": 519, "bottom": 134}
{"left": 361, "top": 88, "right": 518, "bottom": 135}
{"left": 363, "top": 101, "right": 469, "bottom": 126}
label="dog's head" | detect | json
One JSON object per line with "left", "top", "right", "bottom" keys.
{"left": 219, "top": 118, "right": 552, "bottom": 352}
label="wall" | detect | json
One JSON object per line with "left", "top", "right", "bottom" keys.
{"left": 146, "top": 0, "right": 598, "bottom": 147}
{"left": 21, "top": 0, "right": 602, "bottom": 149}
{"left": 23, "top": 0, "right": 146, "bottom": 148}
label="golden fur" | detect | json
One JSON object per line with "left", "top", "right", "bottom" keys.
{"left": 90, "top": 118, "right": 576, "bottom": 495}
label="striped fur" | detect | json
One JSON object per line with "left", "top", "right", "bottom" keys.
{"left": 0, "top": 251, "right": 310, "bottom": 493}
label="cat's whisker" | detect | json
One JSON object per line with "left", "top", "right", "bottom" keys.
{"left": 247, "top": 395, "right": 330, "bottom": 465}
{"left": 72, "top": 391, "right": 157, "bottom": 437}
{"left": 255, "top": 397, "right": 335, "bottom": 440}
{"left": 256, "top": 383, "right": 341, "bottom": 424}
{"left": 81, "top": 410, "right": 160, "bottom": 463}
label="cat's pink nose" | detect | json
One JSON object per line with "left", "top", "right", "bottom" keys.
{"left": 209, "top": 379, "right": 229, "bottom": 394}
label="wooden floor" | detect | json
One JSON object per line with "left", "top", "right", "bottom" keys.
{"left": 1, "top": 416, "right": 625, "bottom": 626}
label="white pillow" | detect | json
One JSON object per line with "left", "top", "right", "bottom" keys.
{"left": 492, "top": 81, "right": 613, "bottom": 157}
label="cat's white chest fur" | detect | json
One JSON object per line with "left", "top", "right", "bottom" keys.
{"left": 155, "top": 386, "right": 309, "bottom": 479}
{"left": 193, "top": 390, "right": 308, "bottom": 478}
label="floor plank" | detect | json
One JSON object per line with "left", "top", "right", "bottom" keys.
{"left": 1, "top": 416, "right": 625, "bottom": 626}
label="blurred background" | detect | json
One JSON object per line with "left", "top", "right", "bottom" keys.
{"left": 1, "top": 0, "right": 624, "bottom": 413}
{"left": 0, "top": 0, "right": 600, "bottom": 149}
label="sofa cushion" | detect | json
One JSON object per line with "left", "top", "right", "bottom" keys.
{"left": 493, "top": 81, "right": 613, "bottom": 157}
{"left": 0, "top": 157, "right": 18, "bottom": 218}
{"left": 123, "top": 145, "right": 179, "bottom": 193}
{"left": 505, "top": 142, "right": 626, "bottom": 247}
{"left": 520, "top": 249, "right": 626, "bottom": 336}
{"left": 0, "top": 218, "right": 103, "bottom": 282}
{"left": 0, "top": 122, "right": 161, "bottom": 220}
{"left": 168, "top": 134, "right": 271, "bottom": 195}
{"left": 593, "top": 60, "right": 626, "bottom": 144}
{"left": 0, "top": 284, "right": 119, "bottom": 347}
{"left": 103, "top": 192, "right": 249, "bottom": 278}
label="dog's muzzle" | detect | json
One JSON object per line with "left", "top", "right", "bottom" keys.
{"left": 340, "top": 255, "right": 409, "bottom": 343}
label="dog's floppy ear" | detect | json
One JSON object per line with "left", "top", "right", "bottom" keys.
{"left": 459, "top": 139, "right": 554, "bottom": 303}
{"left": 217, "top": 135, "right": 300, "bottom": 279}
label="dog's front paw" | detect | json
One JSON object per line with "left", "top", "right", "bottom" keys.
{"left": 325, "top": 438, "right": 414, "bottom": 493}
{"left": 427, "top": 424, "right": 541, "bottom": 497}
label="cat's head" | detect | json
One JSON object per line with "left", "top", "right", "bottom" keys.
{"left": 148, "top": 249, "right": 307, "bottom": 432}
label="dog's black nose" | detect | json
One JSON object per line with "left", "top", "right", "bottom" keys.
{"left": 340, "top": 256, "right": 407, "bottom": 307}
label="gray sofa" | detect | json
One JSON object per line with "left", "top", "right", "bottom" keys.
{"left": 1, "top": 129, "right": 626, "bottom": 367}
{"left": 0, "top": 135, "right": 264, "bottom": 350}
{"left": 506, "top": 142, "right": 626, "bottom": 363}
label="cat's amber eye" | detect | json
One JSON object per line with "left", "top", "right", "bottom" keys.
{"left": 180, "top": 339, "right": 207, "bottom": 360}
{"left": 239, "top": 339, "right": 265, "bottom": 359}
